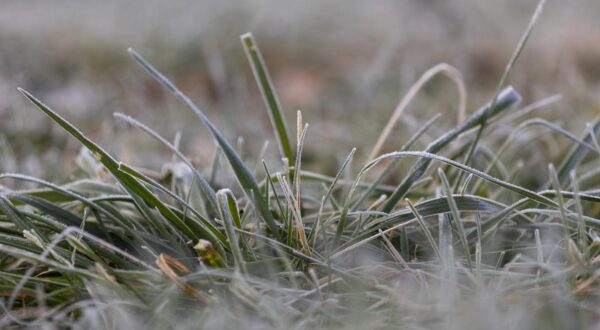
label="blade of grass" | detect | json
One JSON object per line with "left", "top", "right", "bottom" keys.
{"left": 307, "top": 148, "right": 356, "bottom": 245}
{"left": 293, "top": 111, "right": 308, "bottom": 216}
{"left": 405, "top": 199, "right": 441, "bottom": 263}
{"left": 548, "top": 164, "right": 571, "bottom": 243}
{"left": 367, "top": 151, "right": 557, "bottom": 209}
{"left": 379, "top": 228, "right": 410, "bottom": 268}
{"left": 128, "top": 49, "right": 281, "bottom": 241}
{"left": 262, "top": 161, "right": 287, "bottom": 228}
{"left": 4, "top": 193, "right": 103, "bottom": 237}
{"left": 117, "top": 162, "right": 226, "bottom": 247}
{"left": 336, "top": 194, "right": 518, "bottom": 254}
{"left": 216, "top": 189, "right": 248, "bottom": 274}
{"left": 381, "top": 86, "right": 521, "bottom": 212}
{"left": 470, "top": 118, "right": 599, "bottom": 194}
{"left": 0, "top": 196, "right": 39, "bottom": 237}
{"left": 353, "top": 113, "right": 441, "bottom": 211}
{"left": 368, "top": 63, "right": 466, "bottom": 162}
{"left": 570, "top": 171, "right": 587, "bottom": 247}
{"left": 556, "top": 117, "right": 600, "bottom": 186}
{"left": 113, "top": 113, "right": 218, "bottom": 215}
{"left": 16, "top": 88, "right": 191, "bottom": 242}
{"left": 439, "top": 169, "right": 472, "bottom": 271}
{"left": 456, "top": 0, "right": 546, "bottom": 190}
{"left": 277, "top": 174, "right": 310, "bottom": 254}
{"left": 241, "top": 33, "right": 294, "bottom": 162}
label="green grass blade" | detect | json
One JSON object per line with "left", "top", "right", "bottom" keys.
{"left": 241, "top": 33, "right": 294, "bottom": 162}
{"left": 1, "top": 174, "right": 132, "bottom": 229}
{"left": 16, "top": 89, "right": 201, "bottom": 243}
{"left": 336, "top": 194, "right": 519, "bottom": 254}
{"left": 556, "top": 117, "right": 600, "bottom": 185}
{"left": 117, "top": 162, "right": 226, "bottom": 247}
{"left": 548, "top": 164, "right": 571, "bottom": 242}
{"left": 0, "top": 196, "right": 38, "bottom": 235}
{"left": 0, "top": 243, "right": 103, "bottom": 280}
{"left": 470, "top": 118, "right": 599, "bottom": 194}
{"left": 216, "top": 189, "right": 247, "bottom": 274}
{"left": 368, "top": 151, "right": 557, "bottom": 207}
{"left": 352, "top": 113, "right": 441, "bottom": 210}
{"left": 406, "top": 199, "right": 441, "bottom": 263}
{"left": 114, "top": 113, "right": 218, "bottom": 215}
{"left": 456, "top": 0, "right": 546, "bottom": 190}
{"left": 381, "top": 86, "right": 521, "bottom": 212}
{"left": 127, "top": 49, "right": 281, "bottom": 241}
{"left": 5, "top": 193, "right": 101, "bottom": 234}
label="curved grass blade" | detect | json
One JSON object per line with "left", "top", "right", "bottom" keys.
{"left": 556, "top": 117, "right": 600, "bottom": 186}
{"left": 6, "top": 179, "right": 122, "bottom": 205}
{"left": 368, "top": 63, "right": 466, "bottom": 162}
{"left": 381, "top": 86, "right": 522, "bottom": 212}
{"left": 0, "top": 244, "right": 104, "bottom": 281}
{"left": 16, "top": 89, "right": 200, "bottom": 243}
{"left": 127, "top": 49, "right": 281, "bottom": 241}
{"left": 113, "top": 113, "right": 218, "bottom": 215}
{"left": 0, "top": 233, "right": 44, "bottom": 254}
{"left": 474, "top": 187, "right": 600, "bottom": 242}
{"left": 333, "top": 149, "right": 553, "bottom": 247}
{"left": 336, "top": 194, "right": 521, "bottom": 254}
{"left": 470, "top": 118, "right": 600, "bottom": 193}
{"left": 368, "top": 151, "right": 556, "bottom": 208}
{"left": 353, "top": 113, "right": 441, "bottom": 210}
{"left": 13, "top": 210, "right": 66, "bottom": 233}
{"left": 262, "top": 170, "right": 397, "bottom": 195}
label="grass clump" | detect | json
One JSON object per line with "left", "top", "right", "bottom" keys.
{"left": 1, "top": 5, "right": 600, "bottom": 329}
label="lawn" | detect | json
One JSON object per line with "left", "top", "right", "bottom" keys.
{"left": 0, "top": 1, "right": 599, "bottom": 329}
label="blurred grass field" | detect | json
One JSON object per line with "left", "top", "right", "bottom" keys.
{"left": 1, "top": 0, "right": 599, "bottom": 181}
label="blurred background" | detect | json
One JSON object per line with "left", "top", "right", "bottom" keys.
{"left": 1, "top": 0, "right": 599, "bottom": 183}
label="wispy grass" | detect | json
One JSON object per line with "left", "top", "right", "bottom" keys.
{"left": 1, "top": 3, "right": 600, "bottom": 328}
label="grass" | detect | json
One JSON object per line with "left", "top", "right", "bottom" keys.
{"left": 1, "top": 3, "right": 600, "bottom": 329}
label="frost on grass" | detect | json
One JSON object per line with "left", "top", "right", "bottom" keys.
{"left": 2, "top": 2, "right": 600, "bottom": 328}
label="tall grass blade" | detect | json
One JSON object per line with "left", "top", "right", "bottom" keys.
{"left": 216, "top": 189, "right": 247, "bottom": 274}
{"left": 241, "top": 33, "right": 294, "bottom": 162}
{"left": 457, "top": 0, "right": 546, "bottom": 188}
{"left": 127, "top": 49, "right": 281, "bottom": 241}
{"left": 548, "top": 164, "right": 571, "bottom": 243}
{"left": 439, "top": 169, "right": 472, "bottom": 271}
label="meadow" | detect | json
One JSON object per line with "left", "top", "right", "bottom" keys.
{"left": 0, "top": 0, "right": 600, "bottom": 329}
